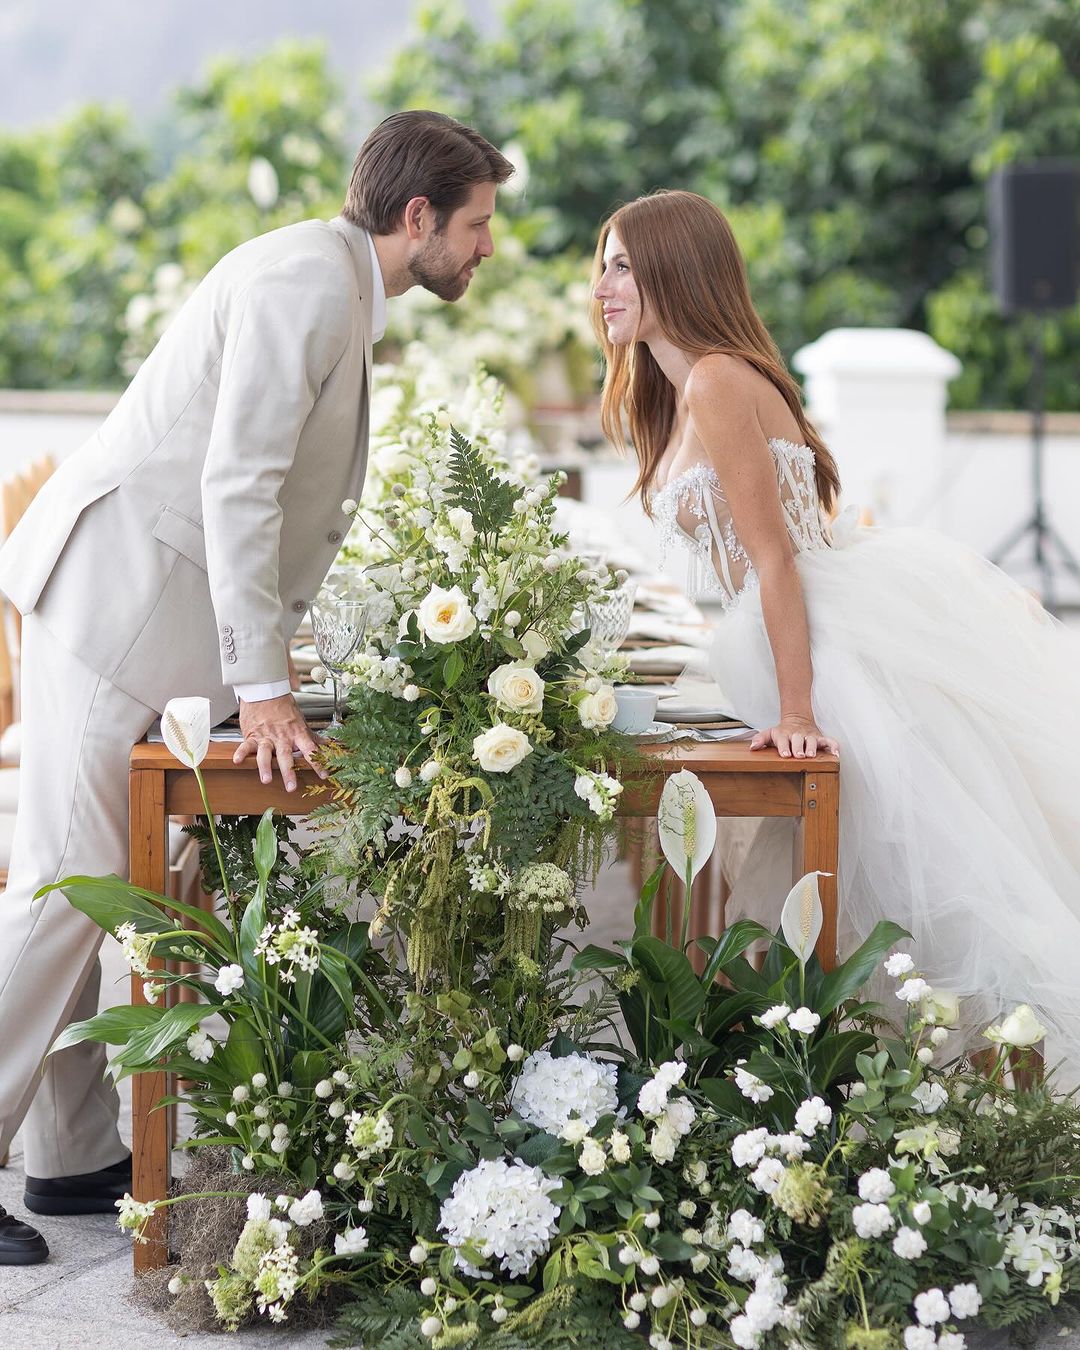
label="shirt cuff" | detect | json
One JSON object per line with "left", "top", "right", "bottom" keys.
{"left": 234, "top": 679, "right": 293, "bottom": 703}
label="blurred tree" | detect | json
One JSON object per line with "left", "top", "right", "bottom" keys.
{"left": 373, "top": 0, "right": 1080, "bottom": 407}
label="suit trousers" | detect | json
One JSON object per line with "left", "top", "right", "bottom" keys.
{"left": 0, "top": 614, "right": 157, "bottom": 1176}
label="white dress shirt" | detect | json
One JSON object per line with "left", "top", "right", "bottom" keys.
{"left": 235, "top": 228, "right": 387, "bottom": 705}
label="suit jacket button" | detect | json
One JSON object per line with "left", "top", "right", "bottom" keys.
{"left": 225, "top": 653, "right": 237, "bottom": 664}
{"left": 327, "top": 530, "right": 343, "bottom": 544}
{"left": 221, "top": 625, "right": 233, "bottom": 636}
{"left": 292, "top": 600, "right": 306, "bottom": 613}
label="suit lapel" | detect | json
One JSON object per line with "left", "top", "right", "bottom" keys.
{"left": 329, "top": 215, "right": 375, "bottom": 378}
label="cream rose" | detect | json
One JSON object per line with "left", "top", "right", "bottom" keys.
{"left": 924, "top": 989, "right": 961, "bottom": 1027}
{"left": 417, "top": 584, "right": 477, "bottom": 644}
{"left": 984, "top": 1003, "right": 1047, "bottom": 1047}
{"left": 445, "top": 506, "right": 477, "bottom": 545}
{"left": 472, "top": 724, "right": 533, "bottom": 773}
{"left": 487, "top": 662, "right": 545, "bottom": 715}
{"left": 577, "top": 684, "right": 618, "bottom": 730}
{"left": 520, "top": 629, "right": 551, "bottom": 663}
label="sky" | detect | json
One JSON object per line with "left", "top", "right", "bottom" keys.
{"left": 0, "top": 0, "right": 496, "bottom": 130}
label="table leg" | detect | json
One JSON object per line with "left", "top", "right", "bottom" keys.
{"left": 128, "top": 766, "right": 171, "bottom": 1272}
{"left": 799, "top": 772, "right": 840, "bottom": 971}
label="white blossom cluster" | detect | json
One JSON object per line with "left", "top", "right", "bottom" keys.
{"left": 437, "top": 1157, "right": 562, "bottom": 1278}
{"left": 253, "top": 907, "right": 321, "bottom": 984}
{"left": 637, "top": 1062, "right": 698, "bottom": 1165}
{"left": 573, "top": 768, "right": 624, "bottom": 821}
{"left": 511, "top": 1050, "right": 619, "bottom": 1135}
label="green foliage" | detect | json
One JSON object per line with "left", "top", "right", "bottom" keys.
{"left": 445, "top": 426, "right": 517, "bottom": 534}
{"left": 373, "top": 0, "right": 1080, "bottom": 409}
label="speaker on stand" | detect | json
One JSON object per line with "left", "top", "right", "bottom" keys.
{"left": 986, "top": 160, "right": 1080, "bottom": 614}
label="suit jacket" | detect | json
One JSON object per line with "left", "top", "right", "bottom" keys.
{"left": 0, "top": 215, "right": 374, "bottom": 720}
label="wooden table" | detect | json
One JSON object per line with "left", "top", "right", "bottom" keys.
{"left": 128, "top": 737, "right": 839, "bottom": 1271}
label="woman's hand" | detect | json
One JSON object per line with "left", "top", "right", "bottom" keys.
{"left": 750, "top": 715, "right": 839, "bottom": 759}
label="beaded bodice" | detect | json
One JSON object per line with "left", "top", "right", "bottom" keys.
{"left": 651, "top": 437, "right": 829, "bottom": 608}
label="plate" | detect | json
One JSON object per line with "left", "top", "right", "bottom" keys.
{"left": 623, "top": 722, "right": 672, "bottom": 743}
{"left": 655, "top": 703, "right": 739, "bottom": 724}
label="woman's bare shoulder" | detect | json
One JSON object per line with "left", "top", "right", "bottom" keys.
{"left": 684, "top": 354, "right": 762, "bottom": 427}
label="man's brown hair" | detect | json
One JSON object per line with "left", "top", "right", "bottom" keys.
{"left": 343, "top": 110, "right": 514, "bottom": 234}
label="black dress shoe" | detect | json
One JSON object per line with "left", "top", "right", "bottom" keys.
{"left": 0, "top": 1204, "right": 49, "bottom": 1263}
{"left": 24, "top": 1152, "right": 132, "bottom": 1216}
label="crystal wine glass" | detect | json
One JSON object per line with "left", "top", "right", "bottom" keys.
{"left": 587, "top": 577, "right": 637, "bottom": 655}
{"left": 310, "top": 595, "right": 367, "bottom": 729}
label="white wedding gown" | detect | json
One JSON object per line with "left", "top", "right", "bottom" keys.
{"left": 652, "top": 436, "right": 1080, "bottom": 1045}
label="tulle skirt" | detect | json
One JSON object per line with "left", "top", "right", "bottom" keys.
{"left": 709, "top": 524, "right": 1080, "bottom": 1046}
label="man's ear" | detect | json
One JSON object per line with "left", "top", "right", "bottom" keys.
{"left": 403, "top": 195, "right": 431, "bottom": 241}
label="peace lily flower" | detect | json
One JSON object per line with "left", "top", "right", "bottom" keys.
{"left": 657, "top": 769, "right": 716, "bottom": 886}
{"left": 984, "top": 1003, "right": 1048, "bottom": 1048}
{"left": 161, "top": 697, "right": 211, "bottom": 768}
{"left": 780, "top": 872, "right": 828, "bottom": 965}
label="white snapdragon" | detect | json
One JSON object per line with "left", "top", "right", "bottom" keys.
{"left": 758, "top": 1004, "right": 791, "bottom": 1029}
{"left": 214, "top": 963, "right": 245, "bottom": 996}
{"left": 911, "top": 1081, "right": 949, "bottom": 1115}
{"left": 734, "top": 1061, "right": 774, "bottom": 1103}
{"left": 786, "top": 1006, "right": 821, "bottom": 1035}
{"left": 893, "top": 1227, "right": 928, "bottom": 1259}
{"left": 334, "top": 1227, "right": 369, "bottom": 1256}
{"left": 637, "top": 1060, "right": 686, "bottom": 1117}
{"left": 852, "top": 1203, "right": 895, "bottom": 1239}
{"left": 857, "top": 1169, "right": 895, "bottom": 1203}
{"left": 793, "top": 1096, "right": 832, "bottom": 1137}
{"left": 288, "top": 1190, "right": 324, "bottom": 1226}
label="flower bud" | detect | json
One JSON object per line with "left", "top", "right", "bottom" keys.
{"left": 506, "top": 1043, "right": 524, "bottom": 1061}
{"left": 341, "top": 498, "right": 358, "bottom": 514}
{"left": 395, "top": 766, "right": 413, "bottom": 788}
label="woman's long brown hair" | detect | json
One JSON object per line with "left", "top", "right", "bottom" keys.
{"left": 591, "top": 190, "right": 840, "bottom": 515}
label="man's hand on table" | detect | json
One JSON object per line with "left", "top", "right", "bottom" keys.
{"left": 233, "top": 693, "right": 327, "bottom": 791}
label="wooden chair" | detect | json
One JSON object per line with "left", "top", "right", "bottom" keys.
{"left": 0, "top": 455, "right": 56, "bottom": 736}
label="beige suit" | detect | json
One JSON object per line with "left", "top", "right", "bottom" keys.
{"left": 0, "top": 215, "right": 375, "bottom": 1174}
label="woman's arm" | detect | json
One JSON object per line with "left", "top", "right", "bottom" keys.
{"left": 684, "top": 356, "right": 839, "bottom": 758}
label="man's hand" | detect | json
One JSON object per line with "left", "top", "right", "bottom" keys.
{"left": 233, "top": 693, "right": 327, "bottom": 791}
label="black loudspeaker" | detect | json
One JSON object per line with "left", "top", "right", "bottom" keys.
{"left": 989, "top": 161, "right": 1080, "bottom": 314}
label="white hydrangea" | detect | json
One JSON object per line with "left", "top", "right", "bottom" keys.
{"left": 511, "top": 1050, "right": 619, "bottom": 1135}
{"left": 438, "top": 1157, "right": 561, "bottom": 1278}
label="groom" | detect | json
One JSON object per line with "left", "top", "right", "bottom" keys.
{"left": 0, "top": 110, "right": 512, "bottom": 1263}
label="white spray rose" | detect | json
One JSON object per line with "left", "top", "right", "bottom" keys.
{"left": 487, "top": 662, "right": 545, "bottom": 714}
{"left": 417, "top": 584, "right": 477, "bottom": 644}
{"left": 472, "top": 724, "right": 533, "bottom": 773}
{"left": 984, "top": 1003, "right": 1047, "bottom": 1047}
{"left": 577, "top": 684, "right": 618, "bottom": 730}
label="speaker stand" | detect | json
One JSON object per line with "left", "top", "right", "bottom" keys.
{"left": 988, "top": 322, "right": 1080, "bottom": 616}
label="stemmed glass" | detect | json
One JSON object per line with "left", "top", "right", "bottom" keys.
{"left": 310, "top": 594, "right": 367, "bottom": 729}
{"left": 587, "top": 576, "right": 637, "bottom": 655}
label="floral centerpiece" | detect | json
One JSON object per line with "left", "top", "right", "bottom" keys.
{"left": 45, "top": 364, "right": 1080, "bottom": 1348}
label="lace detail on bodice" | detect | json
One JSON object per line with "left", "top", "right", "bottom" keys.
{"left": 651, "top": 437, "right": 829, "bottom": 608}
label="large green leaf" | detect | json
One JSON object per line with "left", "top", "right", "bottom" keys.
{"left": 817, "top": 921, "right": 910, "bottom": 1017}
{"left": 808, "top": 1029, "right": 877, "bottom": 1090}
{"left": 570, "top": 944, "right": 628, "bottom": 973}
{"left": 695, "top": 1076, "right": 750, "bottom": 1119}
{"left": 700, "top": 990, "right": 762, "bottom": 1044}
{"left": 216, "top": 1016, "right": 267, "bottom": 1085}
{"left": 252, "top": 808, "right": 278, "bottom": 888}
{"left": 49, "top": 1004, "right": 163, "bottom": 1054}
{"left": 697, "top": 920, "right": 772, "bottom": 987}
{"left": 237, "top": 889, "right": 267, "bottom": 979}
{"left": 633, "top": 863, "right": 666, "bottom": 941}
{"left": 121, "top": 1000, "right": 223, "bottom": 1065}
{"left": 630, "top": 936, "right": 706, "bottom": 1025}
{"left": 44, "top": 875, "right": 170, "bottom": 936}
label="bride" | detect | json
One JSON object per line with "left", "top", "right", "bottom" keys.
{"left": 591, "top": 188, "right": 1080, "bottom": 1044}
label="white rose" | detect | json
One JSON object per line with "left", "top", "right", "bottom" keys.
{"left": 487, "top": 662, "right": 545, "bottom": 714}
{"left": 417, "top": 584, "right": 477, "bottom": 644}
{"left": 577, "top": 684, "right": 618, "bottom": 730}
{"left": 924, "top": 989, "right": 961, "bottom": 1026}
{"left": 374, "top": 443, "right": 411, "bottom": 477}
{"left": 520, "top": 629, "right": 550, "bottom": 662}
{"left": 472, "top": 724, "right": 533, "bottom": 773}
{"left": 984, "top": 1003, "right": 1047, "bottom": 1047}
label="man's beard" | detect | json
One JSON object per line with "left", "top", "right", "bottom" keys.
{"left": 407, "top": 233, "right": 478, "bottom": 302}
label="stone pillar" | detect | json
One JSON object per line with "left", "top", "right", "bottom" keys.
{"left": 793, "top": 328, "right": 962, "bottom": 526}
